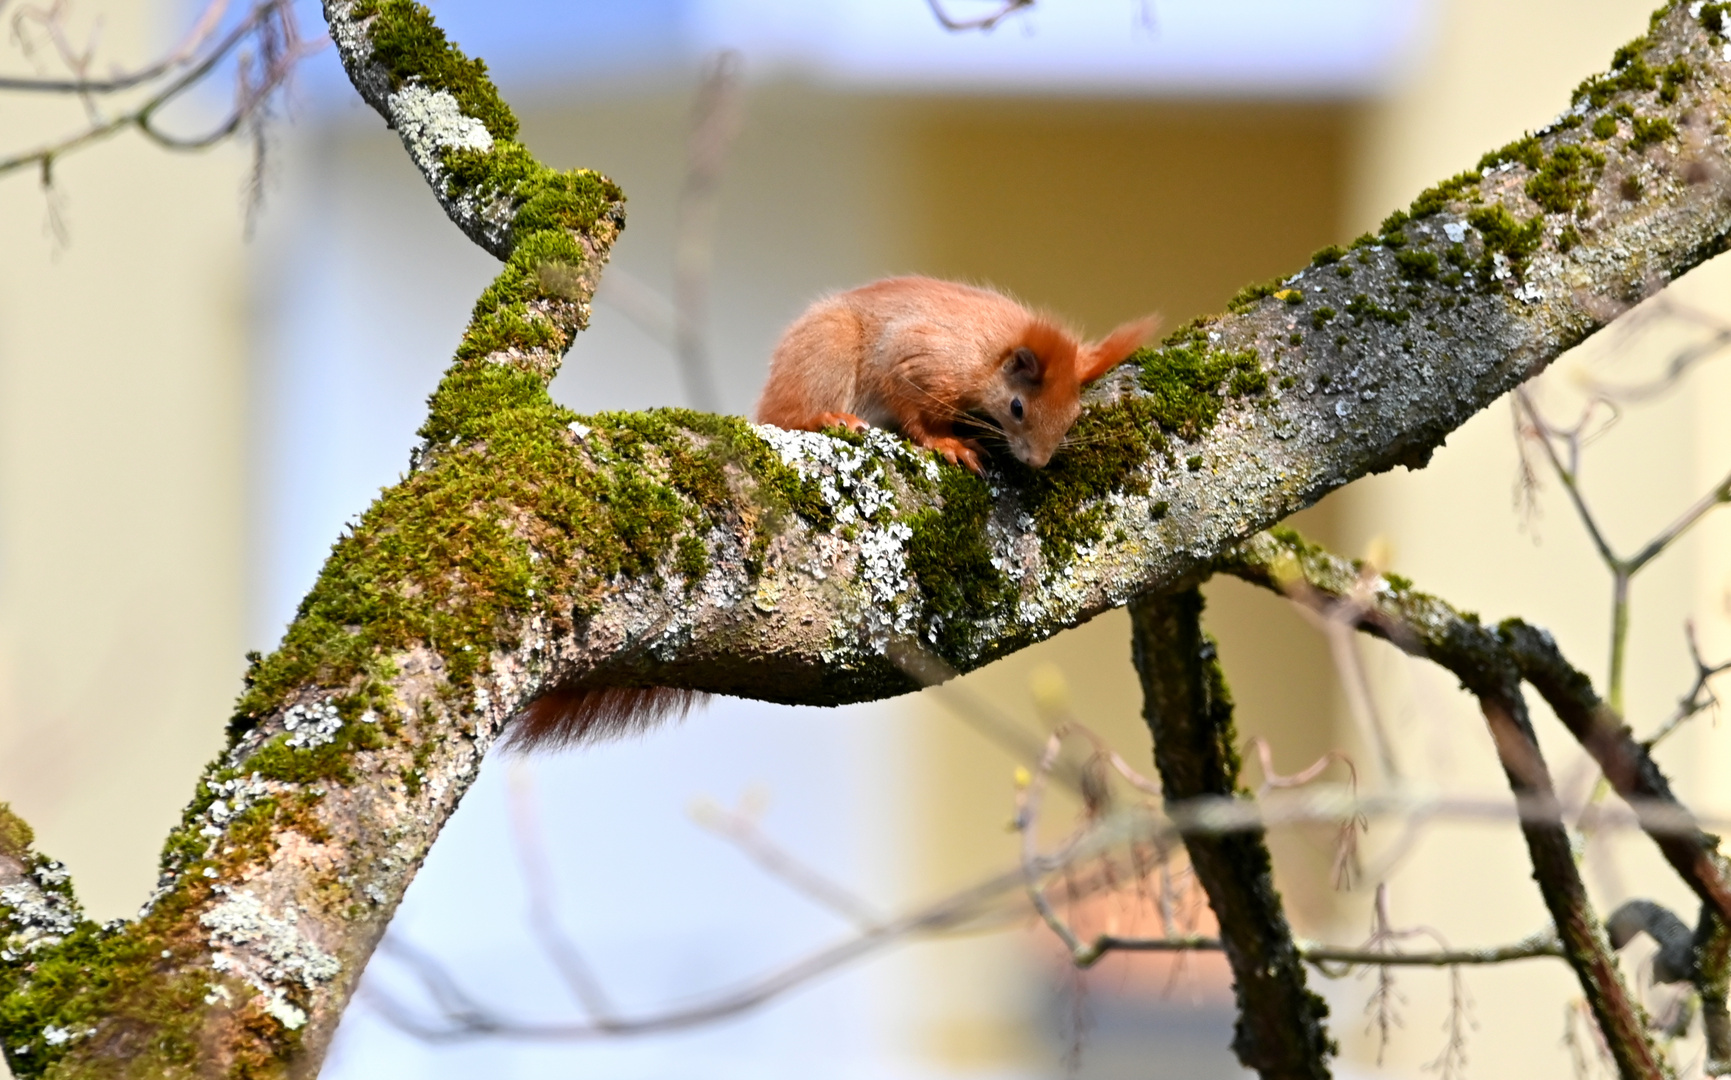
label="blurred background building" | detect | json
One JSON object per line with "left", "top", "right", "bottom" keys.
{"left": 2, "top": 0, "right": 1728, "bottom": 1076}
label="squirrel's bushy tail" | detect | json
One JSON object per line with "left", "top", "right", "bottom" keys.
{"left": 510, "top": 685, "right": 708, "bottom": 749}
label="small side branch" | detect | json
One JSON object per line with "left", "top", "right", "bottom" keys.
{"left": 1084, "top": 929, "right": 1562, "bottom": 969}
{"left": 690, "top": 797, "right": 887, "bottom": 931}
{"left": 669, "top": 50, "right": 742, "bottom": 412}
{"left": 1221, "top": 530, "right": 1731, "bottom": 929}
{"left": 1129, "top": 589, "right": 1335, "bottom": 1079}
{"left": 1474, "top": 683, "right": 1666, "bottom": 1078}
{"left": 1643, "top": 622, "right": 1731, "bottom": 751}
{"left": 925, "top": 0, "right": 1034, "bottom": 32}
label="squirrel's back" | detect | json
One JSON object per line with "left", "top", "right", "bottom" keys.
{"left": 755, "top": 276, "right": 1043, "bottom": 428}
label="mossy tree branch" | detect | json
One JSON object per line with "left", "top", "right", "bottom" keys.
{"left": 1129, "top": 590, "right": 1335, "bottom": 1079}
{"left": 4, "top": 0, "right": 1731, "bottom": 1075}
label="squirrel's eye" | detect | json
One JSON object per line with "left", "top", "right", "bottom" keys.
{"left": 1010, "top": 397, "right": 1025, "bottom": 421}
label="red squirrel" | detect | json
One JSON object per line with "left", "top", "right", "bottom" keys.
{"left": 754, "top": 276, "right": 1159, "bottom": 474}
{"left": 513, "top": 277, "right": 1157, "bottom": 749}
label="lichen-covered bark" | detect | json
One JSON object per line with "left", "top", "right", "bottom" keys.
{"left": 1129, "top": 590, "right": 1334, "bottom": 1078}
{"left": 308, "top": 0, "right": 1731, "bottom": 713}
{"left": 4, "top": 1, "right": 1731, "bottom": 1076}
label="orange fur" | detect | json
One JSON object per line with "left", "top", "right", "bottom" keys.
{"left": 755, "top": 277, "right": 1159, "bottom": 472}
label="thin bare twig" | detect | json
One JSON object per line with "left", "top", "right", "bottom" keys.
{"left": 372, "top": 779, "right": 1610, "bottom": 1047}
{"left": 669, "top": 50, "right": 742, "bottom": 412}
{"left": 361, "top": 842, "right": 1070, "bottom": 1042}
{"left": 1242, "top": 737, "right": 1366, "bottom": 889}
{"left": 1515, "top": 360, "right": 1731, "bottom": 718}
{"left": 0, "top": 1, "right": 317, "bottom": 181}
{"left": 504, "top": 763, "right": 619, "bottom": 1024}
{"left": 1514, "top": 387, "right": 1620, "bottom": 571}
{"left": 1267, "top": 555, "right": 1405, "bottom": 781}
{"left": 925, "top": 0, "right": 1035, "bottom": 32}
{"left": 0, "top": 0, "right": 230, "bottom": 91}
{"left": 889, "top": 638, "right": 1091, "bottom": 792}
{"left": 689, "top": 796, "right": 887, "bottom": 931}
{"left": 1645, "top": 621, "right": 1731, "bottom": 751}
{"left": 1582, "top": 295, "right": 1731, "bottom": 405}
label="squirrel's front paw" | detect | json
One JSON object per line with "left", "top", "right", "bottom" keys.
{"left": 813, "top": 411, "right": 869, "bottom": 433}
{"left": 927, "top": 436, "right": 984, "bottom": 475}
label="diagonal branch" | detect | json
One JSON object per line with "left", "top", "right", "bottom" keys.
{"left": 1221, "top": 529, "right": 1731, "bottom": 931}
{"left": 1474, "top": 683, "right": 1666, "bottom": 1077}
{"left": 1222, "top": 533, "right": 1667, "bottom": 1072}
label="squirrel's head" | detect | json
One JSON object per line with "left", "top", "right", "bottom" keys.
{"left": 979, "top": 315, "right": 1160, "bottom": 468}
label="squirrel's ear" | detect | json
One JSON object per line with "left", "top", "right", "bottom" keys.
{"left": 1004, "top": 345, "right": 1044, "bottom": 385}
{"left": 1077, "top": 315, "right": 1160, "bottom": 383}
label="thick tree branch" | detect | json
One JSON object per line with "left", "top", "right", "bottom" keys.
{"left": 295, "top": 0, "right": 1731, "bottom": 714}
{"left": 5, "top": 1, "right": 1731, "bottom": 1075}
{"left": 1130, "top": 589, "right": 1335, "bottom": 1078}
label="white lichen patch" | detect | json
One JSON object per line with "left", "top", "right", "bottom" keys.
{"left": 283, "top": 700, "right": 344, "bottom": 749}
{"left": 756, "top": 425, "right": 932, "bottom": 650}
{"left": 201, "top": 890, "right": 341, "bottom": 1030}
{"left": 0, "top": 859, "right": 80, "bottom": 957}
{"left": 204, "top": 774, "right": 273, "bottom": 824}
{"left": 389, "top": 82, "right": 494, "bottom": 178}
{"left": 261, "top": 988, "right": 310, "bottom": 1030}
{"left": 755, "top": 425, "right": 929, "bottom": 527}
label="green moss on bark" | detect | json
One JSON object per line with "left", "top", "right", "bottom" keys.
{"left": 1467, "top": 204, "right": 1545, "bottom": 279}
{"left": 1136, "top": 339, "right": 1266, "bottom": 441}
{"left": 351, "top": 0, "right": 517, "bottom": 140}
{"left": 233, "top": 396, "right": 840, "bottom": 738}
{"left": 0, "top": 805, "right": 31, "bottom": 862}
{"left": 1526, "top": 144, "right": 1606, "bottom": 214}
{"left": 904, "top": 470, "right": 1012, "bottom": 655}
{"left": 1407, "top": 169, "right": 1484, "bottom": 219}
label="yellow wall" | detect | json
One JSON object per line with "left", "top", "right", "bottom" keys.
{"left": 0, "top": 4, "right": 249, "bottom": 924}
